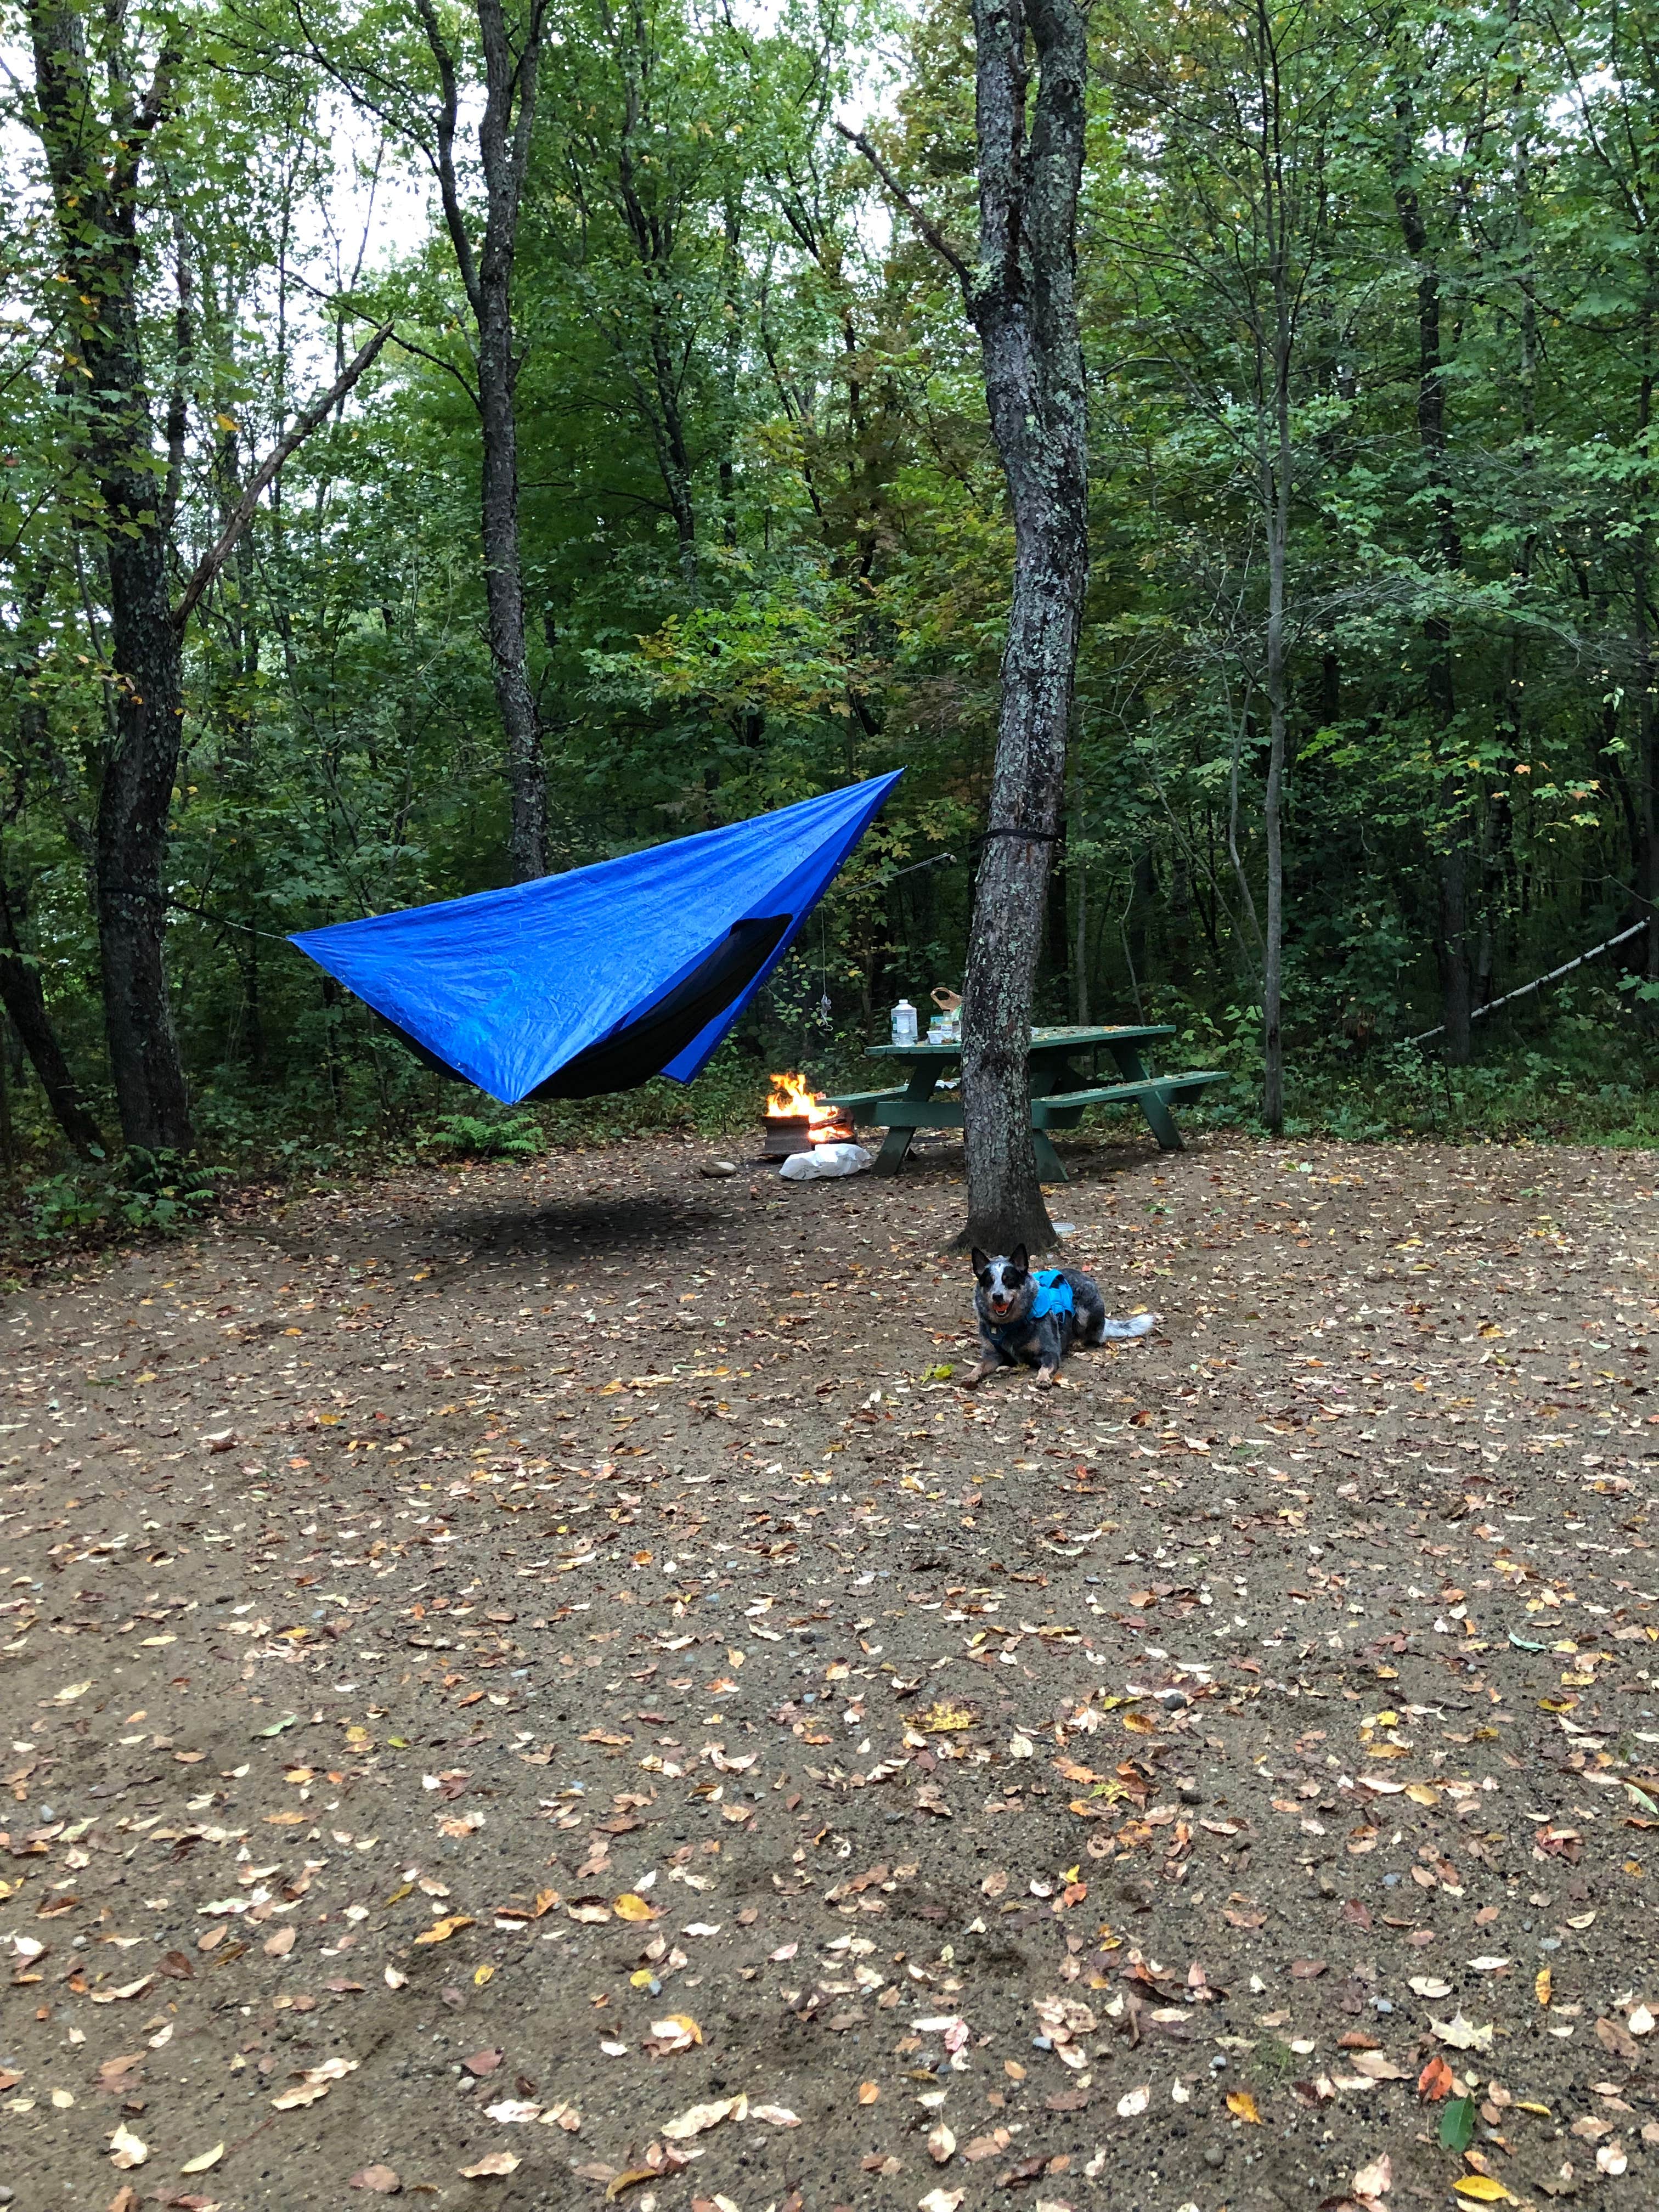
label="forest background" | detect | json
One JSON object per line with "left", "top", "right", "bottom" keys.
{"left": 2, "top": 0, "right": 1656, "bottom": 1239}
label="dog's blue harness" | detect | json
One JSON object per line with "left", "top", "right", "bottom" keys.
{"left": 1030, "top": 1269, "right": 1074, "bottom": 1319}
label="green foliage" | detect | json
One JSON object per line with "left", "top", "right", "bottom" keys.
{"left": 0, "top": 0, "right": 1652, "bottom": 1222}
{"left": 1439, "top": 2095, "right": 1477, "bottom": 2154}
{"left": 25, "top": 1149, "right": 222, "bottom": 1245}
{"left": 422, "top": 1111, "right": 544, "bottom": 1162}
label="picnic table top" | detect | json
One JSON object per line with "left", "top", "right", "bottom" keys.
{"left": 866, "top": 1023, "right": 1175, "bottom": 1061}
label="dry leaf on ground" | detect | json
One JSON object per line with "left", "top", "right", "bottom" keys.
{"left": 458, "top": 2150, "right": 521, "bottom": 2177}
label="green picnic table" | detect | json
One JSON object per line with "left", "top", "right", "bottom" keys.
{"left": 826, "top": 1024, "right": 1226, "bottom": 1182}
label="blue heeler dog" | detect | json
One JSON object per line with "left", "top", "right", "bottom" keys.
{"left": 967, "top": 1245, "right": 1157, "bottom": 1389}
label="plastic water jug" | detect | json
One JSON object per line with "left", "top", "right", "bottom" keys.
{"left": 891, "top": 998, "right": 918, "bottom": 1046}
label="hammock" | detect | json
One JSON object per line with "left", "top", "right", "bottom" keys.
{"left": 289, "top": 772, "right": 901, "bottom": 1104}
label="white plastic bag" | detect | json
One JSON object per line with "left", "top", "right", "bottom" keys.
{"left": 779, "top": 1142, "right": 873, "bottom": 1181}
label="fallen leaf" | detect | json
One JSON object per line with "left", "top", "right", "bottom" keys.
{"left": 919, "top": 1702, "right": 977, "bottom": 1733}
{"left": 605, "top": 2174, "right": 656, "bottom": 2204}
{"left": 1450, "top": 2180, "right": 1517, "bottom": 2205}
{"left": 458, "top": 2151, "right": 520, "bottom": 2178}
{"left": 661, "top": 2094, "right": 744, "bottom": 2140}
{"left": 272, "top": 2056, "right": 358, "bottom": 2109}
{"left": 1535, "top": 1967, "right": 1551, "bottom": 2008}
{"left": 108, "top": 2122, "right": 148, "bottom": 2170}
{"left": 348, "top": 2168, "right": 403, "bottom": 2194}
{"left": 1418, "top": 2055, "right": 1455, "bottom": 2102}
{"left": 463, "top": 2049, "right": 504, "bottom": 2078}
{"left": 1353, "top": 2151, "right": 1392, "bottom": 2197}
{"left": 1440, "top": 2095, "right": 1477, "bottom": 2154}
{"left": 1409, "top": 1976, "right": 1452, "bottom": 1998}
{"left": 917, "top": 2193, "right": 964, "bottom": 2212}
{"left": 179, "top": 2145, "right": 224, "bottom": 2175}
{"left": 750, "top": 2104, "right": 800, "bottom": 2127}
{"left": 1431, "top": 2012, "right": 1494, "bottom": 2053}
{"left": 612, "top": 1893, "right": 659, "bottom": 1923}
{"left": 414, "top": 1915, "right": 475, "bottom": 1945}
{"left": 1596, "top": 2015, "right": 1640, "bottom": 2062}
{"left": 1347, "top": 2051, "right": 1407, "bottom": 2082}
{"left": 857, "top": 2081, "right": 879, "bottom": 2105}
{"left": 1227, "top": 2089, "right": 1262, "bottom": 2124}
{"left": 89, "top": 1975, "right": 155, "bottom": 2006}
{"left": 928, "top": 2121, "right": 956, "bottom": 2163}
{"left": 263, "top": 1927, "right": 296, "bottom": 1959}
{"left": 1116, "top": 2085, "right": 1149, "bottom": 2117}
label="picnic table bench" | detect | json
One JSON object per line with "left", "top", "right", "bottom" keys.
{"left": 826, "top": 1023, "right": 1225, "bottom": 1181}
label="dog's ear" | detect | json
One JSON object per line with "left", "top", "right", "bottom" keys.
{"left": 969, "top": 1247, "right": 990, "bottom": 1278}
{"left": 1010, "top": 1244, "right": 1029, "bottom": 1275}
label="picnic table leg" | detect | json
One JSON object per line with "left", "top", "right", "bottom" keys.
{"left": 1032, "top": 1127, "right": 1069, "bottom": 1185}
{"left": 1105, "top": 1041, "right": 1184, "bottom": 1153}
{"left": 873, "top": 1060, "right": 944, "bottom": 1177}
{"left": 1026, "top": 1054, "right": 1086, "bottom": 1186}
{"left": 873, "top": 1124, "right": 915, "bottom": 1176}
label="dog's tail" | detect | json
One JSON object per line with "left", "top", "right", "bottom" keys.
{"left": 1096, "top": 1311, "right": 1159, "bottom": 1341}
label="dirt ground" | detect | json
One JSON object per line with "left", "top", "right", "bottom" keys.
{"left": 2, "top": 1130, "right": 1657, "bottom": 2212}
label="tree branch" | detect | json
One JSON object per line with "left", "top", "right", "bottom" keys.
{"left": 831, "top": 120, "right": 974, "bottom": 295}
{"left": 414, "top": 0, "right": 484, "bottom": 318}
{"left": 172, "top": 320, "right": 394, "bottom": 630}
{"left": 385, "top": 326, "right": 481, "bottom": 411}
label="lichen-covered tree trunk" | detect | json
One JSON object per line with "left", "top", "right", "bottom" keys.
{"left": 957, "top": 0, "right": 1090, "bottom": 1255}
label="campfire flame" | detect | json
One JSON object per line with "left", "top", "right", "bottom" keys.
{"left": 766, "top": 1071, "right": 843, "bottom": 1142}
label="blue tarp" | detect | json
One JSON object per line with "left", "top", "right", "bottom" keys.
{"left": 289, "top": 771, "right": 902, "bottom": 1104}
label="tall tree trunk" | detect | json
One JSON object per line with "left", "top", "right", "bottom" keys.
{"left": 478, "top": 292, "right": 545, "bottom": 880}
{"left": 1127, "top": 846, "right": 1155, "bottom": 1000}
{"left": 1258, "top": 4, "right": 1296, "bottom": 1137}
{"left": 418, "top": 0, "right": 550, "bottom": 881}
{"left": 1393, "top": 93, "right": 1471, "bottom": 1060}
{"left": 1636, "top": 293, "right": 1659, "bottom": 1007}
{"left": 27, "top": 1, "right": 195, "bottom": 1153}
{"left": 1262, "top": 567, "right": 1288, "bottom": 1131}
{"left": 96, "top": 530, "right": 195, "bottom": 1152}
{"left": 1070, "top": 748, "right": 1090, "bottom": 1021}
{"left": 952, "top": 0, "right": 1090, "bottom": 1254}
{"left": 1261, "top": 332, "right": 1292, "bottom": 1135}
{"left": 0, "top": 870, "right": 105, "bottom": 1159}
